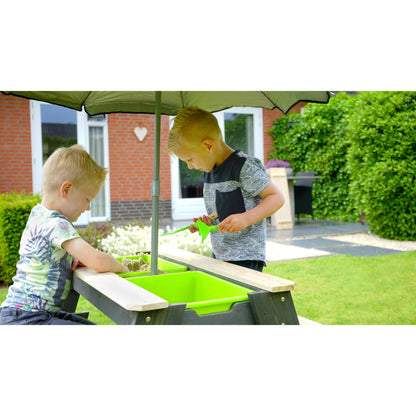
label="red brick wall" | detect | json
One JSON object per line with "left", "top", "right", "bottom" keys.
{"left": 262, "top": 102, "right": 306, "bottom": 164}
{"left": 0, "top": 94, "right": 32, "bottom": 194}
{"left": 107, "top": 113, "right": 171, "bottom": 202}
{"left": 263, "top": 108, "right": 284, "bottom": 163}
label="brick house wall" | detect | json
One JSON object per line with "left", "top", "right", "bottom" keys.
{"left": 107, "top": 112, "right": 172, "bottom": 222}
{"left": 0, "top": 95, "right": 32, "bottom": 194}
{"left": 0, "top": 93, "right": 302, "bottom": 222}
{"left": 262, "top": 102, "right": 305, "bottom": 161}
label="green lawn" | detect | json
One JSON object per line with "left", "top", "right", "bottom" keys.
{"left": 264, "top": 250, "right": 416, "bottom": 324}
{"left": 1, "top": 251, "right": 415, "bottom": 325}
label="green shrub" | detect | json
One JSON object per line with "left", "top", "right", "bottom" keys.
{"left": 0, "top": 192, "right": 41, "bottom": 284}
{"left": 268, "top": 91, "right": 416, "bottom": 241}
{"left": 78, "top": 221, "right": 114, "bottom": 250}
{"left": 268, "top": 92, "right": 360, "bottom": 221}
{"left": 346, "top": 91, "right": 416, "bottom": 240}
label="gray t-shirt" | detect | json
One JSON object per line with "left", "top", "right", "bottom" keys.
{"left": 203, "top": 150, "right": 270, "bottom": 262}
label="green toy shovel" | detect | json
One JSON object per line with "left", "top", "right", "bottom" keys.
{"left": 160, "top": 224, "right": 193, "bottom": 236}
{"left": 194, "top": 219, "right": 219, "bottom": 242}
{"left": 161, "top": 213, "right": 218, "bottom": 242}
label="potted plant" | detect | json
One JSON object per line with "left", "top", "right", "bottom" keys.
{"left": 265, "top": 159, "right": 293, "bottom": 176}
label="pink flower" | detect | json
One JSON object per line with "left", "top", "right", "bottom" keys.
{"left": 265, "top": 159, "right": 291, "bottom": 169}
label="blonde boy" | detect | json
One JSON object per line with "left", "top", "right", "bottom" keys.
{"left": 0, "top": 145, "right": 128, "bottom": 325}
{"left": 169, "top": 106, "right": 284, "bottom": 271}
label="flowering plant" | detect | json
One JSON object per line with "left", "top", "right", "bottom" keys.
{"left": 100, "top": 223, "right": 212, "bottom": 257}
{"left": 265, "top": 159, "right": 291, "bottom": 169}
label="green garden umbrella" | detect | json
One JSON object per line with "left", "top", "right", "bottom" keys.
{"left": 2, "top": 91, "right": 331, "bottom": 274}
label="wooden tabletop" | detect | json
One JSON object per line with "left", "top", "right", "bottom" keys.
{"left": 159, "top": 247, "right": 296, "bottom": 293}
{"left": 74, "top": 267, "right": 169, "bottom": 312}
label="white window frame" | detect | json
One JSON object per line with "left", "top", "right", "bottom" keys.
{"left": 84, "top": 115, "right": 111, "bottom": 223}
{"left": 170, "top": 107, "right": 264, "bottom": 220}
{"left": 30, "top": 100, "right": 110, "bottom": 225}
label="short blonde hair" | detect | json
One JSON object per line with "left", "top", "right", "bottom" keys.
{"left": 41, "top": 145, "right": 108, "bottom": 196}
{"left": 168, "top": 106, "right": 223, "bottom": 154}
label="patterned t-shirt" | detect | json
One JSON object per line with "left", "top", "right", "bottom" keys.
{"left": 203, "top": 150, "right": 270, "bottom": 263}
{"left": 1, "top": 204, "right": 80, "bottom": 313}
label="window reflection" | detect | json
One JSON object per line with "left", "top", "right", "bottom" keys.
{"left": 40, "top": 104, "right": 77, "bottom": 163}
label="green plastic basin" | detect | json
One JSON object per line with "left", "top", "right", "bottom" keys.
{"left": 116, "top": 255, "right": 188, "bottom": 277}
{"left": 126, "top": 271, "right": 253, "bottom": 315}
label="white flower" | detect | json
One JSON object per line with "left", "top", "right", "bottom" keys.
{"left": 100, "top": 224, "right": 212, "bottom": 257}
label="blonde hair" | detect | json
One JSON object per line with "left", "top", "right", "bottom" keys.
{"left": 168, "top": 106, "right": 223, "bottom": 154}
{"left": 41, "top": 145, "right": 108, "bottom": 196}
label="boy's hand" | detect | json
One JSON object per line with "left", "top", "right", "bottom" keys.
{"left": 71, "top": 258, "right": 87, "bottom": 271}
{"left": 218, "top": 213, "right": 249, "bottom": 234}
{"left": 120, "top": 264, "right": 130, "bottom": 273}
{"left": 190, "top": 214, "right": 212, "bottom": 233}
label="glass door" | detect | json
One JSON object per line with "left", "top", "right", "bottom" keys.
{"left": 40, "top": 104, "right": 78, "bottom": 163}
{"left": 30, "top": 101, "right": 110, "bottom": 225}
{"left": 170, "top": 107, "right": 263, "bottom": 220}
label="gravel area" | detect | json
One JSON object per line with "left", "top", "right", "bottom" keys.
{"left": 323, "top": 232, "right": 416, "bottom": 251}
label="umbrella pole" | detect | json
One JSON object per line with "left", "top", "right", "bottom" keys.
{"left": 150, "top": 91, "right": 162, "bottom": 275}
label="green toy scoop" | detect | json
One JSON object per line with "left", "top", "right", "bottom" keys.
{"left": 160, "top": 224, "right": 193, "bottom": 236}
{"left": 194, "top": 219, "right": 219, "bottom": 242}
{"left": 161, "top": 213, "right": 218, "bottom": 242}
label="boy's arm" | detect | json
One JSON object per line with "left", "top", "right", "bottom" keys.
{"left": 62, "top": 238, "right": 129, "bottom": 273}
{"left": 218, "top": 182, "right": 284, "bottom": 234}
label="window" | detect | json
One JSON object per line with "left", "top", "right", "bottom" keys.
{"left": 30, "top": 101, "right": 110, "bottom": 225}
{"left": 40, "top": 104, "right": 78, "bottom": 163}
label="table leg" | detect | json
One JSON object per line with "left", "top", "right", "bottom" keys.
{"left": 61, "top": 286, "right": 80, "bottom": 313}
{"left": 288, "top": 180, "right": 295, "bottom": 224}
{"left": 248, "top": 290, "right": 299, "bottom": 325}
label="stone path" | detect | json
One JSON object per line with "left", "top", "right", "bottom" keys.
{"left": 266, "top": 230, "right": 416, "bottom": 262}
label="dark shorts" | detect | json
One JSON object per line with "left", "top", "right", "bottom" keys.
{"left": 0, "top": 306, "right": 95, "bottom": 325}
{"left": 227, "top": 260, "right": 264, "bottom": 272}
{"left": 212, "top": 253, "right": 264, "bottom": 272}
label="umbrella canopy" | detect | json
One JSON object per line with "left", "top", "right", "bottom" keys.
{"left": 2, "top": 91, "right": 331, "bottom": 274}
{"left": 3, "top": 91, "right": 330, "bottom": 115}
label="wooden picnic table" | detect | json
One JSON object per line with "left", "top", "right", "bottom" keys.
{"left": 63, "top": 247, "right": 300, "bottom": 325}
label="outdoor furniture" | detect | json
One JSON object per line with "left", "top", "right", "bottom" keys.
{"left": 294, "top": 171, "right": 316, "bottom": 221}
{"left": 63, "top": 247, "right": 300, "bottom": 325}
{"left": 267, "top": 168, "right": 293, "bottom": 229}
{"left": 267, "top": 168, "right": 321, "bottom": 229}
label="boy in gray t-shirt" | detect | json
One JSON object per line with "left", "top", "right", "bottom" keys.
{"left": 168, "top": 107, "right": 285, "bottom": 271}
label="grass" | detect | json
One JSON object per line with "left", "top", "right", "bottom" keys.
{"left": 264, "top": 250, "right": 416, "bottom": 325}
{"left": 1, "top": 251, "right": 415, "bottom": 325}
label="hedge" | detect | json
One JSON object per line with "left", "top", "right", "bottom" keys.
{"left": 0, "top": 192, "right": 41, "bottom": 285}
{"left": 268, "top": 91, "right": 416, "bottom": 240}
{"left": 268, "top": 92, "right": 360, "bottom": 221}
{"left": 346, "top": 91, "right": 416, "bottom": 240}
